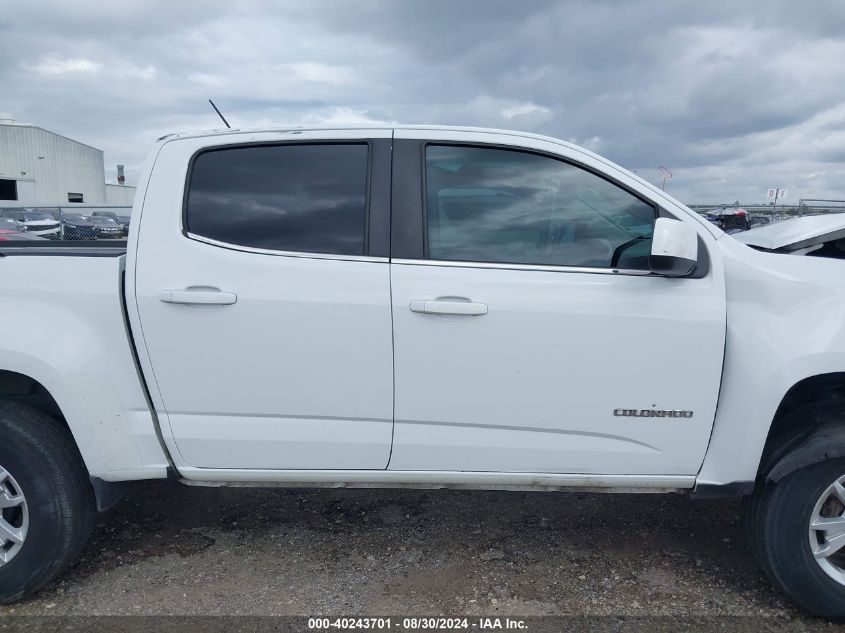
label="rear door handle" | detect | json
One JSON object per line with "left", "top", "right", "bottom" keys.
{"left": 159, "top": 289, "right": 237, "bottom": 305}
{"left": 409, "top": 299, "right": 488, "bottom": 316}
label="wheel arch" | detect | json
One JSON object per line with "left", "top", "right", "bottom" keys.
{"left": 0, "top": 369, "right": 66, "bottom": 425}
{"left": 0, "top": 364, "right": 103, "bottom": 478}
{"left": 0, "top": 368, "right": 154, "bottom": 511}
{"left": 0, "top": 354, "right": 168, "bottom": 483}
{"left": 759, "top": 372, "right": 845, "bottom": 483}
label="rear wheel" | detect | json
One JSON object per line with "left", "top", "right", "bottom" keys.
{"left": 749, "top": 457, "right": 845, "bottom": 617}
{"left": 0, "top": 402, "right": 96, "bottom": 603}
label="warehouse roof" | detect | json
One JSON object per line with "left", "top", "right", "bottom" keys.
{"left": 0, "top": 120, "right": 101, "bottom": 153}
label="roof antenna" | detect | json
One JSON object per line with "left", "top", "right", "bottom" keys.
{"left": 208, "top": 99, "right": 231, "bottom": 129}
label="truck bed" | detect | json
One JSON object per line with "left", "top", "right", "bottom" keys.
{"left": 0, "top": 250, "right": 168, "bottom": 480}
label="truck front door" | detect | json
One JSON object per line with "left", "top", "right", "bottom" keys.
{"left": 387, "top": 132, "right": 727, "bottom": 476}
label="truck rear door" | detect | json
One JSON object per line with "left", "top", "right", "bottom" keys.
{"left": 130, "top": 130, "right": 394, "bottom": 470}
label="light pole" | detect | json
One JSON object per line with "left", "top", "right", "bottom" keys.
{"left": 659, "top": 166, "right": 672, "bottom": 191}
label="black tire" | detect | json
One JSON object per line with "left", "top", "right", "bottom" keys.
{"left": 744, "top": 401, "right": 845, "bottom": 590}
{"left": 749, "top": 456, "right": 845, "bottom": 617}
{"left": 0, "top": 402, "right": 96, "bottom": 603}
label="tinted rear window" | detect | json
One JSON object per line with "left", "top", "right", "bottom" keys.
{"left": 185, "top": 143, "right": 368, "bottom": 255}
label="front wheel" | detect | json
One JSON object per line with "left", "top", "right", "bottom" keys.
{"left": 0, "top": 402, "right": 96, "bottom": 603}
{"left": 749, "top": 457, "right": 845, "bottom": 617}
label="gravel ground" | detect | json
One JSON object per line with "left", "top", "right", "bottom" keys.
{"left": 0, "top": 480, "right": 834, "bottom": 625}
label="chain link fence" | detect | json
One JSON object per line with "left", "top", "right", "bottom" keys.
{"left": 0, "top": 205, "right": 132, "bottom": 241}
{"left": 797, "top": 198, "right": 845, "bottom": 215}
{"left": 689, "top": 200, "right": 845, "bottom": 218}
{"left": 686, "top": 201, "right": 845, "bottom": 232}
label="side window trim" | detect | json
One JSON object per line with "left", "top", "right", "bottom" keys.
{"left": 367, "top": 138, "right": 391, "bottom": 258}
{"left": 183, "top": 231, "right": 388, "bottom": 262}
{"left": 181, "top": 139, "right": 390, "bottom": 260}
{"left": 391, "top": 257, "right": 654, "bottom": 276}
{"left": 390, "top": 138, "right": 426, "bottom": 260}
{"left": 420, "top": 141, "right": 658, "bottom": 270}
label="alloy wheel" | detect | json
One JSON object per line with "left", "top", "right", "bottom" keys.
{"left": 809, "top": 475, "right": 845, "bottom": 586}
{"left": 0, "top": 465, "right": 29, "bottom": 567}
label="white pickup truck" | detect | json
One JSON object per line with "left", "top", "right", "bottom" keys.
{"left": 2, "top": 125, "right": 845, "bottom": 615}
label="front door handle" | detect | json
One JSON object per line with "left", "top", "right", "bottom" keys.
{"left": 159, "top": 289, "right": 237, "bottom": 305}
{"left": 409, "top": 299, "right": 488, "bottom": 316}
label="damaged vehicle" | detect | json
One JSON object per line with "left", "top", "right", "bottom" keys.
{"left": 714, "top": 207, "right": 750, "bottom": 232}
{"left": 735, "top": 214, "right": 845, "bottom": 259}
{"left": 4, "top": 125, "right": 845, "bottom": 616}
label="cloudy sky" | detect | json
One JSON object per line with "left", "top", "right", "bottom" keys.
{"left": 2, "top": 0, "right": 845, "bottom": 203}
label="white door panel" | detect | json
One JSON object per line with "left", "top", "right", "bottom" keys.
{"left": 167, "top": 414, "right": 392, "bottom": 470}
{"left": 136, "top": 242, "right": 394, "bottom": 469}
{"left": 389, "top": 263, "right": 725, "bottom": 475}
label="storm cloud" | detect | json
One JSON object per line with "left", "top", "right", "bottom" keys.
{"left": 2, "top": 0, "right": 844, "bottom": 203}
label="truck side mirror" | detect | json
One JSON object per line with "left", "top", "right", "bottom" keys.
{"left": 650, "top": 217, "right": 698, "bottom": 277}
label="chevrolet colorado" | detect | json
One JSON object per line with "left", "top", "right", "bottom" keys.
{"left": 2, "top": 125, "right": 845, "bottom": 615}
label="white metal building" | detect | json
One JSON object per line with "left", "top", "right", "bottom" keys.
{"left": 105, "top": 183, "right": 136, "bottom": 205}
{"left": 0, "top": 114, "right": 135, "bottom": 206}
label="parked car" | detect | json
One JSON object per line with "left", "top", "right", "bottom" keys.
{"left": 0, "top": 229, "right": 46, "bottom": 241}
{"left": 116, "top": 213, "right": 130, "bottom": 236}
{"left": 0, "top": 209, "right": 61, "bottom": 239}
{"left": 5, "top": 125, "right": 845, "bottom": 616}
{"left": 61, "top": 213, "right": 97, "bottom": 240}
{"left": 90, "top": 216, "right": 123, "bottom": 239}
{"left": 0, "top": 218, "right": 24, "bottom": 232}
{"left": 735, "top": 214, "right": 845, "bottom": 258}
{"left": 748, "top": 214, "right": 772, "bottom": 228}
{"left": 92, "top": 210, "right": 131, "bottom": 236}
